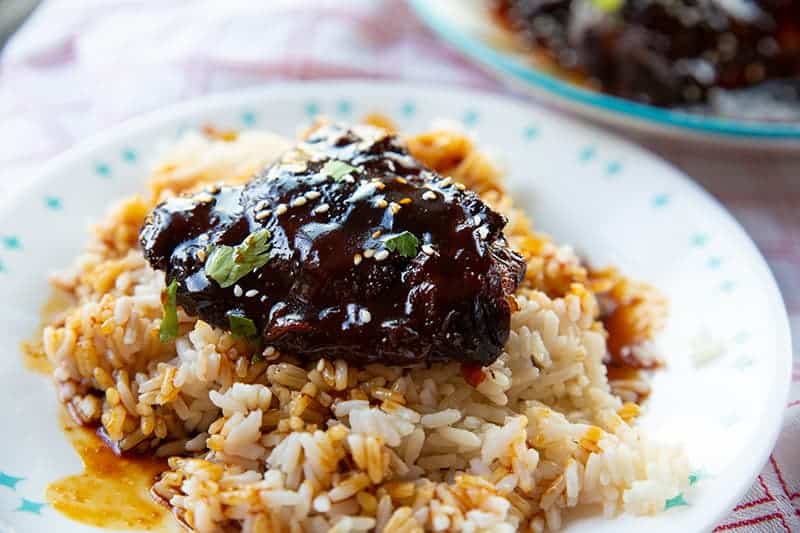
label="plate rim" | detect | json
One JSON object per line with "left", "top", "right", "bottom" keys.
{"left": 1, "top": 80, "right": 793, "bottom": 532}
{"left": 407, "top": 0, "right": 800, "bottom": 141}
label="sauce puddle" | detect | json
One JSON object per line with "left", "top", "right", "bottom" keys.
{"left": 46, "top": 413, "right": 180, "bottom": 531}
{"left": 20, "top": 287, "right": 76, "bottom": 375}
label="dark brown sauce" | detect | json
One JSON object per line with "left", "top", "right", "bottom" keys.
{"left": 605, "top": 364, "right": 641, "bottom": 383}
{"left": 141, "top": 123, "right": 526, "bottom": 366}
{"left": 601, "top": 292, "right": 660, "bottom": 403}
{"left": 46, "top": 413, "right": 178, "bottom": 531}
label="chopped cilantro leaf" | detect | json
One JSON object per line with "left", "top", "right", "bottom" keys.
{"left": 320, "top": 159, "right": 360, "bottom": 181}
{"left": 205, "top": 229, "right": 271, "bottom": 288}
{"left": 385, "top": 231, "right": 419, "bottom": 258}
{"left": 228, "top": 312, "right": 258, "bottom": 339}
{"left": 159, "top": 279, "right": 179, "bottom": 342}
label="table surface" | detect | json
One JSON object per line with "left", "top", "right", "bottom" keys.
{"left": 0, "top": 1, "right": 797, "bottom": 531}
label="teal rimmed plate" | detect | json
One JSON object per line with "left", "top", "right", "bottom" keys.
{"left": 408, "top": 0, "right": 800, "bottom": 144}
{"left": 0, "top": 81, "right": 791, "bottom": 532}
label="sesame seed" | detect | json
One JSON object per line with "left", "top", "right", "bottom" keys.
{"left": 422, "top": 191, "right": 437, "bottom": 200}
{"left": 233, "top": 285, "right": 243, "bottom": 297}
{"left": 374, "top": 249, "right": 390, "bottom": 261}
{"left": 314, "top": 203, "right": 330, "bottom": 214}
{"left": 260, "top": 295, "right": 268, "bottom": 303}
{"left": 375, "top": 182, "right": 386, "bottom": 190}
{"left": 263, "top": 346, "right": 278, "bottom": 360}
{"left": 455, "top": 183, "right": 466, "bottom": 191}
{"left": 395, "top": 177, "right": 408, "bottom": 185}
{"left": 386, "top": 160, "right": 396, "bottom": 172}
{"left": 207, "top": 184, "right": 221, "bottom": 194}
{"left": 372, "top": 230, "right": 382, "bottom": 238}
{"left": 359, "top": 309, "right": 372, "bottom": 323}
{"left": 255, "top": 210, "right": 271, "bottom": 220}
{"left": 363, "top": 248, "right": 375, "bottom": 259}
{"left": 197, "top": 249, "right": 207, "bottom": 261}
{"left": 198, "top": 234, "right": 209, "bottom": 242}
{"left": 440, "top": 177, "right": 453, "bottom": 187}
{"left": 275, "top": 204, "right": 288, "bottom": 215}
{"left": 305, "top": 190, "right": 321, "bottom": 200}
{"left": 255, "top": 200, "right": 270, "bottom": 211}
{"left": 399, "top": 197, "right": 412, "bottom": 205}
{"left": 472, "top": 215, "right": 481, "bottom": 225}
{"left": 245, "top": 289, "right": 259, "bottom": 297}
{"left": 477, "top": 226, "right": 489, "bottom": 240}
{"left": 291, "top": 196, "right": 308, "bottom": 207}
{"left": 376, "top": 199, "right": 388, "bottom": 208}
{"left": 389, "top": 202, "right": 401, "bottom": 214}
{"left": 195, "top": 192, "right": 214, "bottom": 203}
{"left": 343, "top": 175, "right": 355, "bottom": 184}
{"left": 353, "top": 254, "right": 363, "bottom": 265}
{"left": 422, "top": 244, "right": 434, "bottom": 255}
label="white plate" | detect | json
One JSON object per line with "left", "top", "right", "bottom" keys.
{"left": 408, "top": 0, "right": 800, "bottom": 145}
{"left": 0, "top": 81, "right": 791, "bottom": 533}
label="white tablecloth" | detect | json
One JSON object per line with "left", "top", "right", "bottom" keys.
{"left": 1, "top": 1, "right": 798, "bottom": 530}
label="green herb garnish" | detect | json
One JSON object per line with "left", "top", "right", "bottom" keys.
{"left": 320, "top": 159, "right": 360, "bottom": 181}
{"left": 228, "top": 311, "right": 258, "bottom": 339}
{"left": 159, "top": 279, "right": 179, "bottom": 342}
{"left": 384, "top": 231, "right": 419, "bottom": 258}
{"left": 205, "top": 229, "right": 272, "bottom": 288}
{"left": 592, "top": 0, "right": 623, "bottom": 13}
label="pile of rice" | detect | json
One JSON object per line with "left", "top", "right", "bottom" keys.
{"left": 40, "top": 122, "right": 689, "bottom": 532}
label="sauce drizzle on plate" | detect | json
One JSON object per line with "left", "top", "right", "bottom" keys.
{"left": 46, "top": 413, "right": 178, "bottom": 532}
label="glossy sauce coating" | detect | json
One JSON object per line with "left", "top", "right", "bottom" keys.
{"left": 493, "top": 0, "right": 800, "bottom": 107}
{"left": 46, "top": 413, "right": 176, "bottom": 531}
{"left": 141, "top": 124, "right": 526, "bottom": 366}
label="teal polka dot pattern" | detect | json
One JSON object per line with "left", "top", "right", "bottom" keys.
{"left": 664, "top": 493, "right": 689, "bottom": 511}
{"left": 15, "top": 499, "right": 46, "bottom": 515}
{"left": 122, "top": 148, "right": 138, "bottom": 163}
{"left": 720, "top": 280, "right": 736, "bottom": 292}
{"left": 688, "top": 469, "right": 708, "bottom": 486}
{"left": 578, "top": 146, "right": 595, "bottom": 162}
{"left": 0, "top": 471, "right": 23, "bottom": 490}
{"left": 462, "top": 109, "right": 478, "bottom": 125}
{"left": 336, "top": 100, "right": 352, "bottom": 116}
{"left": 401, "top": 101, "right": 416, "bottom": 117}
{"left": 652, "top": 194, "right": 670, "bottom": 208}
{"left": 241, "top": 110, "right": 257, "bottom": 126}
{"left": 606, "top": 161, "right": 622, "bottom": 176}
{"left": 707, "top": 257, "right": 722, "bottom": 269}
{"left": 2, "top": 236, "right": 20, "bottom": 250}
{"left": 95, "top": 163, "right": 111, "bottom": 178}
{"left": 523, "top": 125, "right": 538, "bottom": 140}
{"left": 44, "top": 196, "right": 62, "bottom": 210}
{"left": 305, "top": 102, "right": 320, "bottom": 118}
{"left": 690, "top": 233, "right": 708, "bottom": 246}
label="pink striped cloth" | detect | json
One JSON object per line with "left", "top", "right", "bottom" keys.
{"left": 1, "top": 1, "right": 797, "bottom": 530}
